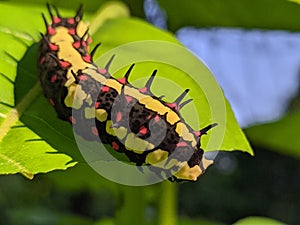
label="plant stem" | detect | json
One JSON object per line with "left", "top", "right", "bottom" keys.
{"left": 115, "top": 185, "right": 146, "bottom": 225}
{"left": 158, "top": 181, "right": 178, "bottom": 225}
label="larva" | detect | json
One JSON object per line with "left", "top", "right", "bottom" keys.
{"left": 38, "top": 4, "right": 217, "bottom": 182}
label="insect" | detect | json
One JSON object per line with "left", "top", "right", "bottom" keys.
{"left": 37, "top": 4, "right": 217, "bottom": 182}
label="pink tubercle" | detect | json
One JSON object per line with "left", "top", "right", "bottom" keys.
{"left": 59, "top": 60, "right": 71, "bottom": 68}
{"left": 82, "top": 54, "right": 91, "bottom": 63}
{"left": 139, "top": 126, "right": 148, "bottom": 135}
{"left": 40, "top": 57, "right": 46, "bottom": 64}
{"left": 112, "top": 141, "right": 120, "bottom": 150}
{"left": 154, "top": 115, "right": 160, "bottom": 122}
{"left": 139, "top": 87, "right": 148, "bottom": 93}
{"left": 91, "top": 126, "right": 99, "bottom": 136}
{"left": 176, "top": 142, "right": 188, "bottom": 147}
{"left": 53, "top": 17, "right": 61, "bottom": 24}
{"left": 72, "top": 41, "right": 81, "bottom": 49}
{"left": 101, "top": 86, "right": 110, "bottom": 92}
{"left": 116, "top": 112, "right": 122, "bottom": 123}
{"left": 118, "top": 77, "right": 126, "bottom": 84}
{"left": 49, "top": 98, "right": 55, "bottom": 106}
{"left": 81, "top": 41, "right": 87, "bottom": 47}
{"left": 125, "top": 96, "right": 133, "bottom": 103}
{"left": 167, "top": 102, "right": 177, "bottom": 109}
{"left": 79, "top": 75, "right": 88, "bottom": 81}
{"left": 97, "top": 68, "right": 107, "bottom": 74}
{"left": 49, "top": 43, "right": 58, "bottom": 51}
{"left": 47, "top": 26, "right": 56, "bottom": 35}
{"left": 68, "top": 28, "right": 76, "bottom": 35}
{"left": 51, "top": 74, "right": 57, "bottom": 83}
{"left": 94, "top": 102, "right": 101, "bottom": 108}
{"left": 67, "top": 18, "right": 75, "bottom": 24}
{"left": 69, "top": 116, "right": 76, "bottom": 124}
{"left": 193, "top": 130, "right": 201, "bottom": 137}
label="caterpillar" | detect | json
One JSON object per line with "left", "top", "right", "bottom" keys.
{"left": 37, "top": 4, "right": 217, "bottom": 182}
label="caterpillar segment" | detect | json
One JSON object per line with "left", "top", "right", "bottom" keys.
{"left": 38, "top": 4, "right": 217, "bottom": 182}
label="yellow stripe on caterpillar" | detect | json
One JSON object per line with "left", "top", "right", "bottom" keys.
{"left": 125, "top": 133, "right": 154, "bottom": 153}
{"left": 84, "top": 106, "right": 96, "bottom": 119}
{"left": 175, "top": 122, "right": 197, "bottom": 146}
{"left": 76, "top": 21, "right": 90, "bottom": 38}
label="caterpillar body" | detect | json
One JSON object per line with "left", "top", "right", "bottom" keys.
{"left": 38, "top": 4, "right": 217, "bottom": 182}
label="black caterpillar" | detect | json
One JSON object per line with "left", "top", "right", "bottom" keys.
{"left": 38, "top": 4, "right": 217, "bottom": 182}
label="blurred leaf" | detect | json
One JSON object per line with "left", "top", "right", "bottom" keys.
{"left": 95, "top": 218, "right": 115, "bottom": 225}
{"left": 47, "top": 163, "right": 119, "bottom": 194}
{"left": 157, "top": 0, "right": 300, "bottom": 31}
{"left": 89, "top": 1, "right": 130, "bottom": 34}
{"left": 2, "top": 0, "right": 142, "bottom": 15}
{"left": 178, "top": 217, "right": 224, "bottom": 225}
{"left": 119, "top": 0, "right": 145, "bottom": 18}
{"left": 7, "top": 207, "right": 95, "bottom": 225}
{"left": 233, "top": 216, "right": 287, "bottom": 225}
{"left": 245, "top": 112, "right": 300, "bottom": 159}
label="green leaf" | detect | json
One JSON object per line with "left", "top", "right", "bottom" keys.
{"left": 90, "top": 17, "right": 253, "bottom": 155}
{"left": 157, "top": 0, "right": 300, "bottom": 31}
{"left": 245, "top": 111, "right": 300, "bottom": 159}
{"left": 0, "top": 1, "right": 252, "bottom": 180}
{"left": 0, "top": 121, "right": 76, "bottom": 179}
{"left": 0, "top": 3, "right": 83, "bottom": 179}
{"left": 233, "top": 216, "right": 287, "bottom": 225}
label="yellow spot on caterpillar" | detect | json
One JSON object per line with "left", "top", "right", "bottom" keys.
{"left": 114, "top": 126, "right": 128, "bottom": 140}
{"left": 105, "top": 121, "right": 128, "bottom": 139}
{"left": 174, "top": 164, "right": 202, "bottom": 181}
{"left": 145, "top": 150, "right": 184, "bottom": 170}
{"left": 125, "top": 133, "right": 154, "bottom": 153}
{"left": 175, "top": 123, "right": 197, "bottom": 146}
{"left": 86, "top": 94, "right": 93, "bottom": 106}
{"left": 84, "top": 107, "right": 95, "bottom": 119}
{"left": 65, "top": 84, "right": 87, "bottom": 109}
{"left": 106, "top": 120, "right": 114, "bottom": 136}
{"left": 95, "top": 109, "right": 108, "bottom": 122}
{"left": 165, "top": 158, "right": 184, "bottom": 169}
{"left": 145, "top": 149, "right": 168, "bottom": 165}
